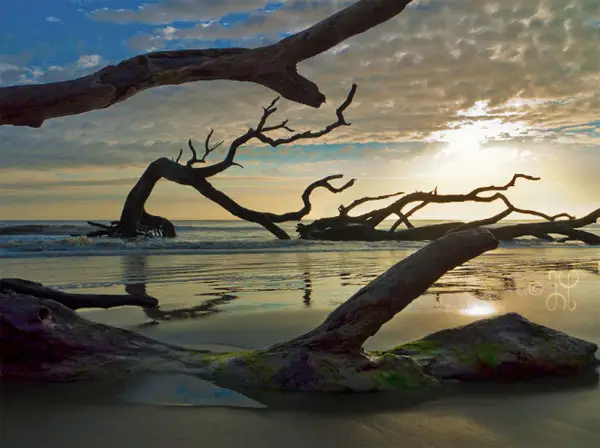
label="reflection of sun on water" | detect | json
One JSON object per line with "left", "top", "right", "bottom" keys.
{"left": 460, "top": 302, "right": 497, "bottom": 316}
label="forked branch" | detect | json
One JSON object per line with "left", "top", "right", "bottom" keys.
{"left": 185, "top": 132, "right": 225, "bottom": 167}
{"left": 185, "top": 84, "right": 357, "bottom": 179}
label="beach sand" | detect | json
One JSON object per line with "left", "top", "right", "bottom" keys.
{"left": 1, "top": 245, "right": 600, "bottom": 447}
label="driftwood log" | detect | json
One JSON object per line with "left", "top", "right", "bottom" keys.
{"left": 296, "top": 175, "right": 600, "bottom": 245}
{"left": 0, "top": 0, "right": 415, "bottom": 128}
{"left": 1, "top": 229, "right": 598, "bottom": 391}
{"left": 87, "top": 85, "right": 358, "bottom": 238}
{"left": 0, "top": 278, "right": 157, "bottom": 310}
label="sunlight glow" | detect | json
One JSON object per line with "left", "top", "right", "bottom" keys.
{"left": 460, "top": 302, "right": 497, "bottom": 317}
{"left": 424, "top": 99, "right": 539, "bottom": 180}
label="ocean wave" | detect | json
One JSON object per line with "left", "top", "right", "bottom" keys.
{"left": 0, "top": 224, "right": 88, "bottom": 236}
{"left": 0, "top": 234, "right": 596, "bottom": 258}
{"left": 0, "top": 222, "right": 291, "bottom": 236}
{"left": 0, "top": 235, "right": 406, "bottom": 257}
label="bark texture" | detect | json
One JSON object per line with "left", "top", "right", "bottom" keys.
{"left": 2, "top": 229, "right": 597, "bottom": 391}
{"left": 0, "top": 0, "right": 414, "bottom": 127}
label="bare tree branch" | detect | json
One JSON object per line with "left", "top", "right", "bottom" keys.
{"left": 183, "top": 84, "right": 357, "bottom": 179}
{"left": 114, "top": 86, "right": 359, "bottom": 238}
{"left": 388, "top": 201, "right": 428, "bottom": 231}
{"left": 339, "top": 190, "right": 405, "bottom": 216}
{"left": 298, "top": 175, "right": 598, "bottom": 245}
{"left": 185, "top": 132, "right": 225, "bottom": 167}
{"left": 271, "top": 228, "right": 499, "bottom": 353}
{"left": 0, "top": 278, "right": 157, "bottom": 310}
{"left": 361, "top": 174, "right": 574, "bottom": 228}
{"left": 0, "top": 1, "right": 414, "bottom": 127}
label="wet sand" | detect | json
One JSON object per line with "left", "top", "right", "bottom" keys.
{"left": 1, "top": 247, "right": 599, "bottom": 447}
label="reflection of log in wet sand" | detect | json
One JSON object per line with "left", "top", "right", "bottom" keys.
{"left": 119, "top": 251, "right": 599, "bottom": 322}
{"left": 2, "top": 278, "right": 600, "bottom": 447}
{"left": 2, "top": 246, "right": 599, "bottom": 447}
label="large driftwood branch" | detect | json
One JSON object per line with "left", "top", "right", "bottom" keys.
{"left": 362, "top": 174, "right": 574, "bottom": 228}
{"left": 0, "top": 278, "right": 157, "bottom": 310}
{"left": 490, "top": 208, "right": 600, "bottom": 243}
{"left": 298, "top": 175, "right": 598, "bottom": 245}
{"left": 0, "top": 1, "right": 414, "bottom": 127}
{"left": 3, "top": 229, "right": 598, "bottom": 389}
{"left": 183, "top": 84, "right": 357, "bottom": 179}
{"left": 117, "top": 86, "right": 357, "bottom": 238}
{"left": 271, "top": 228, "right": 499, "bottom": 353}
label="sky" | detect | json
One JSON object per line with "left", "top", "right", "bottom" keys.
{"left": 0, "top": 0, "right": 599, "bottom": 221}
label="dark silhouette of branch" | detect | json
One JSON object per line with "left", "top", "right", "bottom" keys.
{"left": 115, "top": 86, "right": 358, "bottom": 238}
{"left": 270, "top": 228, "right": 499, "bottom": 352}
{"left": 185, "top": 132, "right": 225, "bottom": 167}
{"left": 0, "top": 278, "right": 157, "bottom": 310}
{"left": 297, "top": 175, "right": 598, "bottom": 245}
{"left": 339, "top": 190, "right": 405, "bottom": 216}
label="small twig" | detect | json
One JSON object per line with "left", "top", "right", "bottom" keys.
{"left": 186, "top": 130, "right": 224, "bottom": 167}
{"left": 339, "top": 190, "right": 405, "bottom": 216}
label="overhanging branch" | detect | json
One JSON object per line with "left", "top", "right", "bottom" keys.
{"left": 0, "top": 1, "right": 414, "bottom": 127}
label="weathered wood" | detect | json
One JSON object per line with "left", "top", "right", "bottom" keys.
{"left": 555, "top": 228, "right": 600, "bottom": 245}
{"left": 0, "top": 0, "right": 414, "bottom": 127}
{"left": 117, "top": 86, "right": 358, "bottom": 238}
{"left": 298, "top": 175, "right": 598, "bottom": 245}
{"left": 270, "top": 228, "right": 500, "bottom": 353}
{"left": 2, "top": 229, "right": 597, "bottom": 390}
{"left": 490, "top": 209, "right": 600, "bottom": 244}
{"left": 0, "top": 278, "right": 157, "bottom": 310}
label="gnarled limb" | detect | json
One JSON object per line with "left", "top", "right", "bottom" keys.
{"left": 339, "top": 190, "right": 405, "bottom": 217}
{"left": 298, "top": 174, "right": 598, "bottom": 245}
{"left": 0, "top": 1, "right": 414, "bottom": 127}
{"left": 362, "top": 174, "right": 572, "bottom": 228}
{"left": 555, "top": 229, "right": 600, "bottom": 245}
{"left": 113, "top": 86, "right": 357, "bottom": 238}
{"left": 2, "top": 229, "right": 597, "bottom": 389}
{"left": 490, "top": 208, "right": 600, "bottom": 243}
{"left": 271, "top": 228, "right": 499, "bottom": 353}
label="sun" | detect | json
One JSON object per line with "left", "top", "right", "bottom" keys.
{"left": 425, "top": 112, "right": 534, "bottom": 181}
{"left": 460, "top": 302, "right": 497, "bottom": 317}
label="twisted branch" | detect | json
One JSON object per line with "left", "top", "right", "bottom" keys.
{"left": 185, "top": 132, "right": 225, "bottom": 167}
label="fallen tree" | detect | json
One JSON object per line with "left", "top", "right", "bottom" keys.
{"left": 296, "top": 174, "right": 600, "bottom": 245}
{"left": 83, "top": 138, "right": 598, "bottom": 242}
{"left": 87, "top": 85, "right": 358, "bottom": 239}
{"left": 0, "top": 0, "right": 416, "bottom": 128}
{"left": 1, "top": 229, "right": 598, "bottom": 390}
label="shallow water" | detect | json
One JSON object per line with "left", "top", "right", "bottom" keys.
{"left": 1, "top": 220, "right": 600, "bottom": 447}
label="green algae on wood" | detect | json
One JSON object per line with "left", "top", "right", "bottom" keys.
{"left": 2, "top": 230, "right": 598, "bottom": 391}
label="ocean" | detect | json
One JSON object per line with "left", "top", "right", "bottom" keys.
{"left": 1, "top": 219, "right": 600, "bottom": 447}
{"left": 2, "top": 219, "right": 599, "bottom": 257}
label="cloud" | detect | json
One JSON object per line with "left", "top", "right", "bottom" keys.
{"left": 76, "top": 54, "right": 102, "bottom": 68}
{"left": 104, "top": 0, "right": 600, "bottom": 145}
{"left": 0, "top": 53, "right": 106, "bottom": 87}
{"left": 45, "top": 16, "right": 64, "bottom": 24}
{"left": 2, "top": 0, "right": 600, "bottom": 219}
{"left": 91, "top": 1, "right": 286, "bottom": 24}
